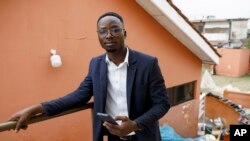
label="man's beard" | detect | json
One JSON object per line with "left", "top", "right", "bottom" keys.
{"left": 106, "top": 48, "right": 117, "bottom": 53}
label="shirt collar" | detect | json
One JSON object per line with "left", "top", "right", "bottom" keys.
{"left": 105, "top": 47, "right": 129, "bottom": 66}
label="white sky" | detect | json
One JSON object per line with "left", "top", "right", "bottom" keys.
{"left": 172, "top": 0, "right": 250, "bottom": 27}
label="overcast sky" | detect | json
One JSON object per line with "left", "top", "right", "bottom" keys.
{"left": 172, "top": 0, "right": 250, "bottom": 27}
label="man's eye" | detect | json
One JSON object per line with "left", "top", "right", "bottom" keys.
{"left": 99, "top": 29, "right": 107, "bottom": 34}
{"left": 111, "top": 28, "right": 121, "bottom": 33}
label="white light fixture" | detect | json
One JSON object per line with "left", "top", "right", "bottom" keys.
{"left": 50, "top": 49, "right": 62, "bottom": 68}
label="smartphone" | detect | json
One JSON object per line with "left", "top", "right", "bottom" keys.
{"left": 97, "top": 113, "right": 118, "bottom": 125}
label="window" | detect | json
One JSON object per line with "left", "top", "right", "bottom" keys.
{"left": 205, "top": 28, "right": 229, "bottom": 33}
{"left": 167, "top": 81, "right": 196, "bottom": 106}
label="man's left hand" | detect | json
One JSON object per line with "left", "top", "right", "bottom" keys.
{"left": 103, "top": 116, "right": 139, "bottom": 137}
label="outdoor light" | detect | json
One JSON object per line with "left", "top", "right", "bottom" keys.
{"left": 50, "top": 49, "right": 62, "bottom": 68}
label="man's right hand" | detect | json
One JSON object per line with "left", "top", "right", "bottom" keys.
{"left": 7, "top": 104, "right": 44, "bottom": 132}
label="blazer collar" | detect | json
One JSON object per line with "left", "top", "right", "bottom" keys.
{"left": 127, "top": 48, "right": 137, "bottom": 65}
{"left": 126, "top": 48, "right": 137, "bottom": 114}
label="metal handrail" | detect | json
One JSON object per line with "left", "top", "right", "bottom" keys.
{"left": 0, "top": 102, "right": 94, "bottom": 132}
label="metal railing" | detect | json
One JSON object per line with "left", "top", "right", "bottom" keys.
{"left": 0, "top": 102, "right": 94, "bottom": 132}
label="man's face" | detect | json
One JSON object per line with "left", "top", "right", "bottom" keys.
{"left": 97, "top": 16, "right": 126, "bottom": 53}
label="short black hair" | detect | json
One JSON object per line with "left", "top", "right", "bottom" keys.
{"left": 97, "top": 12, "right": 124, "bottom": 25}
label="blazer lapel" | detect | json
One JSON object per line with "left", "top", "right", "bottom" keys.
{"left": 100, "top": 56, "right": 108, "bottom": 112}
{"left": 127, "top": 50, "right": 137, "bottom": 114}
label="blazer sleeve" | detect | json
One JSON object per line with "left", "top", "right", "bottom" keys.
{"left": 134, "top": 58, "right": 170, "bottom": 130}
{"left": 41, "top": 60, "right": 94, "bottom": 116}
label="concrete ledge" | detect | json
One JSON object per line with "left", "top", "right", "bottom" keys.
{"left": 205, "top": 94, "right": 240, "bottom": 128}
{"left": 224, "top": 90, "right": 250, "bottom": 108}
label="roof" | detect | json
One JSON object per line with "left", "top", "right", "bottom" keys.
{"left": 136, "top": 0, "right": 220, "bottom": 64}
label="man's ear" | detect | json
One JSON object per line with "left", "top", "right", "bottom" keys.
{"left": 124, "top": 30, "right": 127, "bottom": 38}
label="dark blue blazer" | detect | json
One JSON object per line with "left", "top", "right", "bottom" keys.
{"left": 42, "top": 49, "right": 170, "bottom": 141}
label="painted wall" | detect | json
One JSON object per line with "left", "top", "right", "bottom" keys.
{"left": 205, "top": 96, "right": 240, "bottom": 128}
{"left": 193, "top": 19, "right": 249, "bottom": 48}
{"left": 231, "top": 20, "right": 249, "bottom": 40}
{"left": 203, "top": 21, "right": 229, "bottom": 42}
{"left": 215, "top": 48, "right": 250, "bottom": 77}
{"left": 249, "top": 56, "right": 250, "bottom": 73}
{"left": 0, "top": 0, "right": 202, "bottom": 140}
{"left": 224, "top": 90, "right": 250, "bottom": 108}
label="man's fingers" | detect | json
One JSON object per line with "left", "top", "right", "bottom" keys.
{"left": 105, "top": 122, "right": 124, "bottom": 136}
{"left": 15, "top": 118, "right": 26, "bottom": 133}
{"left": 103, "top": 122, "right": 112, "bottom": 133}
{"left": 15, "top": 122, "right": 21, "bottom": 132}
{"left": 103, "top": 122, "right": 120, "bottom": 135}
{"left": 103, "top": 121, "right": 113, "bottom": 129}
{"left": 7, "top": 115, "right": 18, "bottom": 122}
{"left": 6, "top": 115, "right": 19, "bottom": 131}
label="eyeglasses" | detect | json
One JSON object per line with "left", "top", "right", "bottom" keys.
{"left": 97, "top": 27, "right": 124, "bottom": 37}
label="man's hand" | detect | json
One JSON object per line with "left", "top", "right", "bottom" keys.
{"left": 103, "top": 116, "right": 139, "bottom": 137}
{"left": 7, "top": 104, "right": 44, "bottom": 132}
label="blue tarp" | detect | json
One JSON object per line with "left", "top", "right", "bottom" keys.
{"left": 160, "top": 125, "right": 215, "bottom": 141}
{"left": 160, "top": 125, "right": 193, "bottom": 141}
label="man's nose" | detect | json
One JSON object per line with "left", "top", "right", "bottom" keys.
{"left": 106, "top": 30, "right": 113, "bottom": 38}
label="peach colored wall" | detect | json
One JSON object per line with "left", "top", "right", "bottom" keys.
{"left": 224, "top": 90, "right": 250, "bottom": 108}
{"left": 160, "top": 99, "right": 200, "bottom": 137}
{"left": 0, "top": 0, "right": 202, "bottom": 140}
{"left": 249, "top": 56, "right": 250, "bottom": 73}
{"left": 205, "top": 96, "right": 240, "bottom": 128}
{"left": 215, "top": 48, "right": 250, "bottom": 77}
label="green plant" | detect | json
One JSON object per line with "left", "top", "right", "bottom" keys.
{"left": 246, "top": 38, "right": 250, "bottom": 49}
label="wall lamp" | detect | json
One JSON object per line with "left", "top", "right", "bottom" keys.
{"left": 50, "top": 49, "right": 62, "bottom": 68}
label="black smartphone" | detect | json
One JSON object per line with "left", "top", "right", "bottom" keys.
{"left": 97, "top": 113, "right": 118, "bottom": 125}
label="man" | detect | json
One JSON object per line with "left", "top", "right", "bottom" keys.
{"left": 8, "top": 12, "right": 170, "bottom": 141}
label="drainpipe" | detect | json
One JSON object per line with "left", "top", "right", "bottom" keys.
{"left": 228, "top": 19, "right": 232, "bottom": 48}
